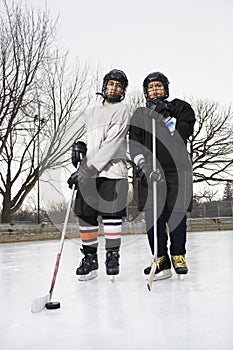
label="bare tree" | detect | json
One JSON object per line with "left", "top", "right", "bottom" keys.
{"left": 222, "top": 180, "right": 233, "bottom": 201}
{"left": 0, "top": 0, "right": 56, "bottom": 155}
{"left": 0, "top": 1, "right": 92, "bottom": 222}
{"left": 189, "top": 99, "right": 233, "bottom": 184}
{"left": 126, "top": 90, "right": 144, "bottom": 113}
{"left": 193, "top": 186, "right": 219, "bottom": 203}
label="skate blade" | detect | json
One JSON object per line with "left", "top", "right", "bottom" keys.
{"left": 78, "top": 271, "right": 98, "bottom": 281}
{"left": 178, "top": 274, "right": 185, "bottom": 280}
{"left": 153, "top": 269, "right": 172, "bottom": 281}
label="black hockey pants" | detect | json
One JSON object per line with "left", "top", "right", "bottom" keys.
{"left": 145, "top": 208, "right": 187, "bottom": 256}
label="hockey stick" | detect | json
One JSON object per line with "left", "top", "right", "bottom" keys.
{"left": 147, "top": 116, "right": 158, "bottom": 291}
{"left": 31, "top": 176, "right": 77, "bottom": 313}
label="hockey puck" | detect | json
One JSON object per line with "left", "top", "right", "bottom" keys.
{"left": 45, "top": 301, "right": 61, "bottom": 310}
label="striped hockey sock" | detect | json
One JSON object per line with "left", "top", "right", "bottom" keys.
{"left": 103, "top": 218, "right": 122, "bottom": 249}
{"left": 78, "top": 217, "right": 99, "bottom": 249}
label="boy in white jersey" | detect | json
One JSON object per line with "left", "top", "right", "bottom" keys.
{"left": 68, "top": 69, "right": 131, "bottom": 280}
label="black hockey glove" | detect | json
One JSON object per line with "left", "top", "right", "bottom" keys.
{"left": 136, "top": 162, "right": 162, "bottom": 185}
{"left": 150, "top": 169, "right": 163, "bottom": 182}
{"left": 67, "top": 161, "right": 98, "bottom": 189}
{"left": 67, "top": 171, "right": 79, "bottom": 189}
{"left": 77, "top": 161, "right": 98, "bottom": 187}
{"left": 71, "top": 141, "right": 87, "bottom": 168}
{"left": 146, "top": 99, "right": 170, "bottom": 119}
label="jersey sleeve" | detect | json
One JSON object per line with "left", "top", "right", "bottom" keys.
{"left": 129, "top": 108, "right": 146, "bottom": 165}
{"left": 169, "top": 99, "right": 196, "bottom": 142}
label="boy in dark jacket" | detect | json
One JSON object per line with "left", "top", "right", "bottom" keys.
{"left": 129, "top": 72, "right": 195, "bottom": 280}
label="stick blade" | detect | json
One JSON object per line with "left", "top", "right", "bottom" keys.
{"left": 147, "top": 262, "right": 156, "bottom": 291}
{"left": 31, "top": 294, "right": 50, "bottom": 313}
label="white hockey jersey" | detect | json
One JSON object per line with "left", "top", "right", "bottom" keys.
{"left": 78, "top": 102, "right": 131, "bottom": 179}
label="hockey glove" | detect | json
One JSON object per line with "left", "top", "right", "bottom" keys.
{"left": 67, "top": 171, "right": 79, "bottom": 189}
{"left": 136, "top": 162, "right": 162, "bottom": 185}
{"left": 78, "top": 161, "right": 98, "bottom": 187}
{"left": 146, "top": 99, "right": 170, "bottom": 119}
{"left": 67, "top": 162, "right": 98, "bottom": 189}
{"left": 71, "top": 141, "right": 87, "bottom": 168}
{"left": 149, "top": 169, "right": 163, "bottom": 182}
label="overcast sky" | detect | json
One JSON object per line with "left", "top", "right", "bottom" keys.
{"left": 28, "top": 0, "right": 233, "bottom": 107}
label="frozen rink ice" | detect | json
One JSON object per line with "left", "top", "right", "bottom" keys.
{"left": 0, "top": 230, "right": 233, "bottom": 350}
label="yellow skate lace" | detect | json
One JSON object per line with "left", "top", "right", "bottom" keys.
{"left": 172, "top": 255, "right": 186, "bottom": 268}
{"left": 157, "top": 256, "right": 165, "bottom": 269}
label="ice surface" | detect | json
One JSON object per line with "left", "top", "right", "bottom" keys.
{"left": 0, "top": 231, "right": 233, "bottom": 350}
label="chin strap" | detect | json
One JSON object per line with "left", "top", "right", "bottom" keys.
{"left": 96, "top": 92, "right": 103, "bottom": 97}
{"left": 96, "top": 92, "right": 122, "bottom": 103}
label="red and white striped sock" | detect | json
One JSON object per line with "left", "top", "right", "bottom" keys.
{"left": 103, "top": 218, "right": 122, "bottom": 249}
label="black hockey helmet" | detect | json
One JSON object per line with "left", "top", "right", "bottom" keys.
{"left": 143, "top": 72, "right": 169, "bottom": 100}
{"left": 98, "top": 69, "right": 128, "bottom": 102}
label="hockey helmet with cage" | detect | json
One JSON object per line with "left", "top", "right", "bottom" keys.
{"left": 143, "top": 72, "right": 169, "bottom": 100}
{"left": 98, "top": 69, "right": 128, "bottom": 103}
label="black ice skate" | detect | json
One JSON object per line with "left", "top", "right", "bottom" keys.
{"left": 105, "top": 248, "right": 120, "bottom": 276}
{"left": 144, "top": 255, "right": 172, "bottom": 281}
{"left": 76, "top": 248, "right": 98, "bottom": 281}
{"left": 171, "top": 255, "right": 188, "bottom": 279}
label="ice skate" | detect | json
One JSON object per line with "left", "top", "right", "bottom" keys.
{"left": 76, "top": 249, "right": 98, "bottom": 281}
{"left": 171, "top": 255, "right": 188, "bottom": 279}
{"left": 144, "top": 255, "right": 172, "bottom": 281}
{"left": 154, "top": 255, "right": 172, "bottom": 280}
{"left": 105, "top": 248, "right": 120, "bottom": 277}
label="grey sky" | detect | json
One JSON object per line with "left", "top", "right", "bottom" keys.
{"left": 28, "top": 0, "right": 233, "bottom": 106}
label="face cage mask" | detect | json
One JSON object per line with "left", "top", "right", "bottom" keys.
{"left": 143, "top": 73, "right": 169, "bottom": 101}
{"left": 98, "top": 79, "right": 126, "bottom": 103}
{"left": 143, "top": 83, "right": 169, "bottom": 101}
{"left": 96, "top": 70, "right": 128, "bottom": 103}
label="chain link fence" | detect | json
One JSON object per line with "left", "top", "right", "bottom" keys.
{"left": 126, "top": 201, "right": 233, "bottom": 221}
{"left": 188, "top": 200, "right": 233, "bottom": 218}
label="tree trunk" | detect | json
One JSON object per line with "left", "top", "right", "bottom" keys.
{"left": 1, "top": 192, "right": 12, "bottom": 223}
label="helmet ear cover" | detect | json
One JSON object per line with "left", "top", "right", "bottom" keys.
{"left": 101, "top": 69, "right": 128, "bottom": 102}
{"left": 143, "top": 72, "right": 169, "bottom": 100}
